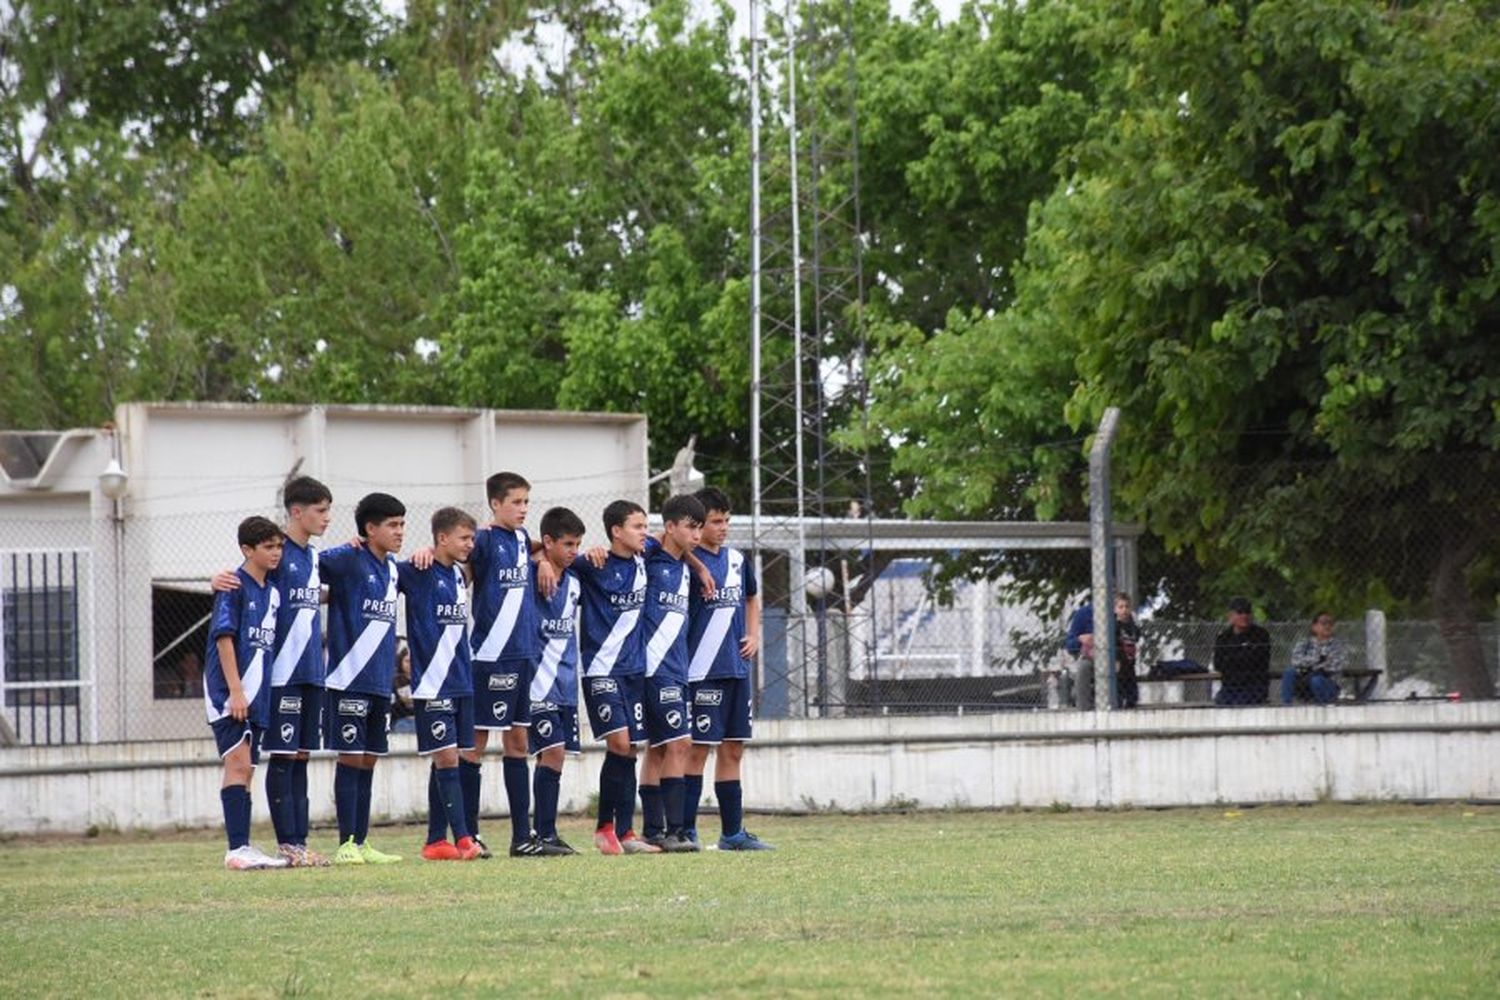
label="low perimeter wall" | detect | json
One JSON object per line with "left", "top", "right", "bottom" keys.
{"left": 2, "top": 702, "right": 1497, "bottom": 835}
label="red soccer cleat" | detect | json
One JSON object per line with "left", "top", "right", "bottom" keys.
{"left": 593, "top": 826, "right": 623, "bottom": 856}
{"left": 421, "top": 840, "right": 462, "bottom": 862}
{"left": 454, "top": 836, "right": 482, "bottom": 861}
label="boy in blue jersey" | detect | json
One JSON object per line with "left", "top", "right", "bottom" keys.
{"left": 638, "top": 494, "right": 706, "bottom": 853}
{"left": 398, "top": 507, "right": 483, "bottom": 862}
{"left": 573, "top": 499, "right": 655, "bottom": 855}
{"left": 685, "top": 487, "right": 774, "bottom": 850}
{"left": 321, "top": 492, "right": 406, "bottom": 865}
{"left": 461, "top": 472, "right": 556, "bottom": 858}
{"left": 526, "top": 506, "right": 587, "bottom": 856}
{"left": 263, "top": 476, "right": 333, "bottom": 867}
{"left": 205, "top": 516, "right": 288, "bottom": 870}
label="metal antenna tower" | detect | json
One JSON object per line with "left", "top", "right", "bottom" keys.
{"left": 749, "top": 0, "right": 878, "bottom": 718}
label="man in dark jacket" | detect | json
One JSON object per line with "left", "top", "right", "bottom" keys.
{"left": 1213, "top": 597, "right": 1271, "bottom": 705}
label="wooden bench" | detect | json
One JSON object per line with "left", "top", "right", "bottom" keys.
{"left": 1337, "top": 668, "right": 1382, "bottom": 702}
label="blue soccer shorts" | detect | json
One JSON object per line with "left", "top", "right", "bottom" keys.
{"left": 325, "top": 691, "right": 390, "bottom": 755}
{"left": 528, "top": 702, "right": 582, "bottom": 755}
{"left": 644, "top": 676, "right": 691, "bottom": 747}
{"left": 689, "top": 676, "right": 754, "bottom": 745}
{"left": 474, "top": 658, "right": 534, "bottom": 731}
{"left": 211, "top": 717, "right": 262, "bottom": 764}
{"left": 415, "top": 696, "right": 476, "bottom": 755}
{"left": 582, "top": 674, "right": 647, "bottom": 744}
{"left": 262, "top": 683, "right": 322, "bottom": 755}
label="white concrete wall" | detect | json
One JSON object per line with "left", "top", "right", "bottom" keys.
{"left": 3, "top": 702, "right": 1496, "bottom": 835}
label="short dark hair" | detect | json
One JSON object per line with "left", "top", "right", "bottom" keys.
{"left": 1227, "top": 596, "right": 1253, "bottom": 614}
{"left": 694, "top": 486, "right": 731, "bottom": 516}
{"left": 282, "top": 475, "right": 332, "bottom": 511}
{"left": 662, "top": 493, "right": 706, "bottom": 527}
{"left": 354, "top": 492, "right": 406, "bottom": 538}
{"left": 432, "top": 506, "right": 477, "bottom": 538}
{"left": 238, "top": 515, "right": 283, "bottom": 549}
{"left": 603, "top": 499, "right": 646, "bottom": 539}
{"left": 486, "top": 472, "right": 530, "bottom": 503}
{"left": 540, "top": 506, "right": 586, "bottom": 541}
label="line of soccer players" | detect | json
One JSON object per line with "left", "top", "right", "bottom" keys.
{"left": 202, "top": 472, "right": 771, "bottom": 869}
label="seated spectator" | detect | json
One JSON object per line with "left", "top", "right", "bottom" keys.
{"left": 1114, "top": 593, "right": 1142, "bottom": 709}
{"left": 390, "top": 643, "right": 416, "bottom": 733}
{"left": 1212, "top": 597, "right": 1271, "bottom": 706}
{"left": 1280, "top": 613, "right": 1348, "bottom": 705}
{"left": 1062, "top": 601, "right": 1096, "bottom": 709}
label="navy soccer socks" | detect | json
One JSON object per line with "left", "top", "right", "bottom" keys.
{"left": 433, "top": 765, "right": 469, "bottom": 842}
{"left": 533, "top": 764, "right": 562, "bottom": 840}
{"left": 334, "top": 762, "right": 360, "bottom": 843}
{"left": 615, "top": 755, "right": 638, "bottom": 839}
{"left": 427, "top": 766, "right": 448, "bottom": 844}
{"left": 640, "top": 783, "right": 665, "bottom": 839}
{"left": 503, "top": 755, "right": 531, "bottom": 846}
{"left": 220, "top": 785, "right": 252, "bottom": 850}
{"left": 354, "top": 766, "right": 374, "bottom": 843}
{"left": 715, "top": 779, "right": 744, "bottom": 838}
{"left": 265, "top": 756, "right": 294, "bottom": 845}
{"left": 682, "top": 773, "right": 704, "bottom": 835}
{"left": 459, "top": 758, "right": 482, "bottom": 840}
{"left": 290, "top": 757, "right": 310, "bottom": 845}
{"left": 661, "top": 776, "right": 686, "bottom": 836}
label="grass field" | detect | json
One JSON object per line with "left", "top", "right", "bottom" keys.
{"left": 4, "top": 805, "right": 1498, "bottom": 997}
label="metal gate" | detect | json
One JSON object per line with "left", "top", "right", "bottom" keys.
{"left": 0, "top": 549, "right": 95, "bottom": 745}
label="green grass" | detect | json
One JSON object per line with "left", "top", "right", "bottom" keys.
{"left": 4, "top": 805, "right": 1499, "bottom": 997}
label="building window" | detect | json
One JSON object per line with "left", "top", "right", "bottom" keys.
{"left": 152, "top": 585, "right": 213, "bottom": 700}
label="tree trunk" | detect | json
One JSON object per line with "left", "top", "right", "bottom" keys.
{"left": 1430, "top": 533, "right": 1495, "bottom": 700}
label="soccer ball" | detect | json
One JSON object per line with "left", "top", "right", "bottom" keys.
{"left": 803, "top": 566, "right": 835, "bottom": 601}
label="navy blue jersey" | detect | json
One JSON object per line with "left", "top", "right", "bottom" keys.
{"left": 397, "top": 559, "right": 472, "bottom": 700}
{"left": 269, "top": 535, "right": 323, "bottom": 689}
{"left": 530, "top": 568, "right": 581, "bottom": 706}
{"left": 687, "top": 545, "right": 758, "bottom": 682}
{"left": 642, "top": 541, "right": 692, "bottom": 683}
{"left": 203, "top": 568, "right": 280, "bottom": 725}
{"left": 468, "top": 525, "right": 539, "bottom": 663}
{"left": 572, "top": 551, "right": 647, "bottom": 678}
{"left": 319, "top": 544, "right": 399, "bottom": 697}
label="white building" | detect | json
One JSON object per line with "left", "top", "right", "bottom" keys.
{"left": 0, "top": 402, "right": 648, "bottom": 745}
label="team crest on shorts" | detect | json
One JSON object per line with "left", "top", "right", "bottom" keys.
{"left": 536, "top": 719, "right": 554, "bottom": 738}
{"left": 280, "top": 723, "right": 295, "bottom": 744}
{"left": 696, "top": 714, "right": 712, "bottom": 733}
{"left": 694, "top": 689, "right": 724, "bottom": 706}
{"left": 658, "top": 686, "right": 683, "bottom": 703}
{"left": 488, "top": 673, "right": 518, "bottom": 691}
{"left": 278, "top": 696, "right": 302, "bottom": 713}
{"left": 341, "top": 723, "right": 359, "bottom": 743}
{"left": 665, "top": 710, "right": 683, "bottom": 729}
{"left": 431, "top": 720, "right": 447, "bottom": 741}
{"left": 598, "top": 704, "right": 613, "bottom": 723}
{"left": 425, "top": 699, "right": 454, "bottom": 713}
{"left": 337, "top": 698, "right": 368, "bottom": 717}
{"left": 590, "top": 678, "right": 618, "bottom": 695}
{"left": 493, "top": 702, "right": 508, "bottom": 720}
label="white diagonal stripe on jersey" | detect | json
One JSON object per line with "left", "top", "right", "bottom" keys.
{"left": 413, "top": 623, "right": 463, "bottom": 700}
{"left": 531, "top": 637, "right": 564, "bottom": 701}
{"left": 645, "top": 610, "right": 687, "bottom": 677}
{"left": 471, "top": 536, "right": 527, "bottom": 661}
{"left": 324, "top": 620, "right": 391, "bottom": 690}
{"left": 727, "top": 548, "right": 744, "bottom": 588}
{"left": 270, "top": 608, "right": 316, "bottom": 687}
{"left": 688, "top": 606, "right": 736, "bottom": 682}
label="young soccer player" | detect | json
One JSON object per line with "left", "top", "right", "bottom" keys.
{"left": 638, "top": 494, "right": 706, "bottom": 853}
{"left": 526, "top": 506, "right": 587, "bottom": 855}
{"left": 573, "top": 499, "right": 655, "bottom": 855}
{"left": 263, "top": 476, "right": 333, "bottom": 867}
{"left": 205, "top": 516, "right": 287, "bottom": 870}
{"left": 685, "top": 487, "right": 774, "bottom": 850}
{"left": 321, "top": 492, "right": 406, "bottom": 864}
{"left": 463, "top": 472, "right": 555, "bottom": 857}
{"left": 397, "top": 507, "right": 483, "bottom": 862}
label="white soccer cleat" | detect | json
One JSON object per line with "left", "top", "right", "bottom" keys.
{"left": 224, "top": 844, "right": 290, "bottom": 870}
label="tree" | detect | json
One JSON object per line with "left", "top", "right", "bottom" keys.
{"left": 873, "top": 0, "right": 1500, "bottom": 695}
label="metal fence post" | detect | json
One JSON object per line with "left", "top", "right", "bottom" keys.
{"left": 1365, "top": 609, "right": 1387, "bottom": 699}
{"left": 1090, "top": 408, "right": 1121, "bottom": 713}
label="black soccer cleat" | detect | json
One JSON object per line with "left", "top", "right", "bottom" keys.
{"left": 471, "top": 835, "right": 493, "bottom": 859}
{"left": 536, "top": 835, "right": 578, "bottom": 857}
{"left": 509, "top": 835, "right": 546, "bottom": 857}
{"left": 661, "top": 831, "right": 701, "bottom": 854}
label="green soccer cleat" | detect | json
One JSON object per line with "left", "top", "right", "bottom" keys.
{"left": 332, "top": 837, "right": 365, "bottom": 866}
{"left": 358, "top": 841, "right": 403, "bottom": 864}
